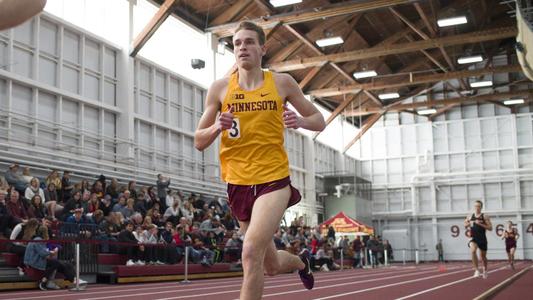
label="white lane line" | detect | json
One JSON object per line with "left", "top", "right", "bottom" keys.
{"left": 149, "top": 265, "right": 470, "bottom": 300}
{"left": 396, "top": 263, "right": 521, "bottom": 300}
{"left": 77, "top": 266, "right": 437, "bottom": 300}
{"left": 311, "top": 263, "right": 508, "bottom": 300}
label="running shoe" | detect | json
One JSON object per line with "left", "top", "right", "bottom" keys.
{"left": 473, "top": 269, "right": 480, "bottom": 278}
{"left": 482, "top": 271, "right": 488, "bottom": 279}
{"left": 46, "top": 281, "right": 61, "bottom": 290}
{"left": 298, "top": 249, "right": 314, "bottom": 290}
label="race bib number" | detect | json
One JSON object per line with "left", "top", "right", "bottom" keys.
{"left": 228, "top": 118, "right": 241, "bottom": 139}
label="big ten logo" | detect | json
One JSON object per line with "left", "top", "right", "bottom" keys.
{"left": 450, "top": 223, "right": 533, "bottom": 238}
{"left": 232, "top": 93, "right": 245, "bottom": 100}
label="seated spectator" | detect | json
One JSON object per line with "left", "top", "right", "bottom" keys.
{"left": 130, "top": 212, "right": 143, "bottom": 227}
{"left": 45, "top": 170, "right": 61, "bottom": 196}
{"left": 4, "top": 164, "right": 28, "bottom": 193}
{"left": 105, "top": 178, "right": 120, "bottom": 201}
{"left": 61, "top": 190, "right": 83, "bottom": 220}
{"left": 27, "top": 195, "right": 46, "bottom": 219}
{"left": 148, "top": 206, "right": 164, "bottom": 227}
{"left": 180, "top": 201, "right": 194, "bottom": 222}
{"left": 141, "top": 216, "right": 153, "bottom": 230}
{"left": 43, "top": 183, "right": 62, "bottom": 219}
{"left": 9, "top": 218, "right": 40, "bottom": 276}
{"left": 165, "top": 189, "right": 177, "bottom": 211}
{"left": 134, "top": 192, "right": 148, "bottom": 216}
{"left": 88, "top": 193, "right": 100, "bottom": 214}
{"left": 6, "top": 189, "right": 28, "bottom": 224}
{"left": 24, "top": 225, "right": 86, "bottom": 290}
{"left": 122, "top": 198, "right": 135, "bottom": 220}
{"left": 142, "top": 224, "right": 165, "bottom": 265}
{"left": 273, "top": 229, "right": 286, "bottom": 250}
{"left": 224, "top": 232, "right": 242, "bottom": 263}
{"left": 187, "top": 237, "right": 214, "bottom": 266}
{"left": 0, "top": 190, "right": 18, "bottom": 237}
{"left": 221, "top": 211, "right": 237, "bottom": 231}
{"left": 313, "top": 244, "right": 339, "bottom": 272}
{"left": 127, "top": 181, "right": 137, "bottom": 199}
{"left": 203, "top": 231, "right": 223, "bottom": 263}
{"left": 163, "top": 199, "right": 180, "bottom": 224}
{"left": 80, "top": 179, "right": 91, "bottom": 195}
{"left": 63, "top": 208, "right": 93, "bottom": 238}
{"left": 60, "top": 171, "right": 74, "bottom": 203}
{"left": 21, "top": 167, "right": 33, "bottom": 185}
{"left": 99, "top": 195, "right": 113, "bottom": 217}
{"left": 146, "top": 202, "right": 162, "bottom": 219}
{"left": 112, "top": 195, "right": 127, "bottom": 214}
{"left": 173, "top": 225, "right": 190, "bottom": 261}
{"left": 91, "top": 180, "right": 104, "bottom": 199}
{"left": 119, "top": 222, "right": 145, "bottom": 266}
{"left": 79, "top": 191, "right": 91, "bottom": 214}
{"left": 96, "top": 211, "right": 120, "bottom": 253}
{"left": 159, "top": 221, "right": 178, "bottom": 264}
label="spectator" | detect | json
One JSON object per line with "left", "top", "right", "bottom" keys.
{"left": 141, "top": 224, "right": 165, "bottom": 265}
{"left": 180, "top": 201, "right": 195, "bottom": 222}
{"left": 105, "top": 178, "right": 120, "bottom": 201}
{"left": 383, "top": 239, "right": 393, "bottom": 262}
{"left": 134, "top": 192, "right": 148, "bottom": 216}
{"left": 436, "top": 239, "right": 444, "bottom": 262}
{"left": 91, "top": 180, "right": 104, "bottom": 199}
{"left": 0, "top": 190, "right": 18, "bottom": 236}
{"left": 165, "top": 189, "right": 176, "bottom": 211}
{"left": 99, "top": 195, "right": 113, "bottom": 217}
{"left": 127, "top": 181, "right": 137, "bottom": 199}
{"left": 225, "top": 231, "right": 243, "bottom": 263}
{"left": 204, "top": 231, "right": 223, "bottom": 263}
{"left": 96, "top": 212, "right": 120, "bottom": 253}
{"left": 27, "top": 195, "right": 46, "bottom": 219}
{"left": 141, "top": 215, "right": 153, "bottom": 229}
{"left": 64, "top": 208, "right": 93, "bottom": 238}
{"left": 45, "top": 170, "right": 61, "bottom": 194}
{"left": 122, "top": 198, "right": 135, "bottom": 220}
{"left": 352, "top": 236, "right": 364, "bottom": 268}
{"left": 187, "top": 237, "right": 214, "bottom": 266}
{"left": 313, "top": 244, "right": 339, "bottom": 272}
{"left": 21, "top": 167, "right": 33, "bottom": 184}
{"left": 60, "top": 171, "right": 74, "bottom": 203}
{"left": 173, "top": 225, "right": 190, "bottom": 262}
{"left": 24, "top": 177, "right": 45, "bottom": 205}
{"left": 24, "top": 225, "right": 86, "bottom": 290}
{"left": 43, "top": 183, "right": 58, "bottom": 203}
{"left": 96, "top": 174, "right": 107, "bottom": 194}
{"left": 191, "top": 193, "right": 203, "bottom": 210}
{"left": 5, "top": 163, "right": 27, "bottom": 193}
{"left": 327, "top": 225, "right": 336, "bottom": 245}
{"left": 112, "top": 195, "right": 127, "bottom": 214}
{"left": 163, "top": 199, "right": 180, "bottom": 224}
{"left": 156, "top": 174, "right": 170, "bottom": 205}
{"left": 118, "top": 222, "right": 145, "bottom": 266}
{"left": 159, "top": 221, "right": 178, "bottom": 264}
{"left": 366, "top": 235, "right": 379, "bottom": 268}
{"left": 80, "top": 179, "right": 91, "bottom": 195}
{"left": 61, "top": 190, "right": 83, "bottom": 220}
{"left": 9, "top": 218, "right": 40, "bottom": 275}
{"left": 6, "top": 190, "right": 28, "bottom": 224}
{"left": 88, "top": 193, "right": 100, "bottom": 213}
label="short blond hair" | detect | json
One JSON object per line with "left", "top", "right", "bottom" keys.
{"left": 234, "top": 21, "right": 265, "bottom": 45}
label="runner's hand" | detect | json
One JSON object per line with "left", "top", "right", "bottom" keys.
{"left": 217, "top": 105, "right": 234, "bottom": 131}
{"left": 283, "top": 104, "right": 301, "bottom": 129}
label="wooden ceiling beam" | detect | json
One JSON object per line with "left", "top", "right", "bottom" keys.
{"left": 130, "top": 0, "right": 177, "bottom": 57}
{"left": 308, "top": 64, "right": 522, "bottom": 97}
{"left": 344, "top": 90, "right": 533, "bottom": 116}
{"left": 313, "top": 91, "right": 362, "bottom": 140}
{"left": 209, "top": 0, "right": 254, "bottom": 26}
{"left": 268, "top": 27, "right": 517, "bottom": 72}
{"left": 207, "top": 0, "right": 415, "bottom": 38}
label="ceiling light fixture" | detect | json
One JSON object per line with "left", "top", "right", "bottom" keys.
{"left": 417, "top": 108, "right": 437, "bottom": 115}
{"left": 315, "top": 36, "right": 344, "bottom": 47}
{"left": 470, "top": 80, "right": 493, "bottom": 88}
{"left": 378, "top": 93, "right": 400, "bottom": 100}
{"left": 503, "top": 99, "right": 524, "bottom": 105}
{"left": 270, "top": 0, "right": 302, "bottom": 7}
{"left": 457, "top": 55, "right": 483, "bottom": 64}
{"left": 353, "top": 70, "right": 377, "bottom": 79}
{"left": 437, "top": 16, "right": 467, "bottom": 27}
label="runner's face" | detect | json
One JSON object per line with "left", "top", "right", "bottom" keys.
{"left": 474, "top": 202, "right": 482, "bottom": 213}
{"left": 233, "top": 30, "right": 265, "bottom": 70}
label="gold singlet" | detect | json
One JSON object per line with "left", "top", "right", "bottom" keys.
{"left": 219, "top": 71, "right": 289, "bottom": 185}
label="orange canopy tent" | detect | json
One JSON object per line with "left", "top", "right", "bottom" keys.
{"left": 319, "top": 211, "right": 374, "bottom": 236}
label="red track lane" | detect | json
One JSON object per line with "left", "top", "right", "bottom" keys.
{"left": 492, "top": 265, "right": 533, "bottom": 299}
{"left": 0, "top": 263, "right": 498, "bottom": 300}
{"left": 0, "top": 266, "right": 419, "bottom": 300}
{"left": 264, "top": 264, "right": 474, "bottom": 300}
{"left": 405, "top": 262, "right": 533, "bottom": 300}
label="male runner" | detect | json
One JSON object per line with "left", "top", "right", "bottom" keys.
{"left": 194, "top": 21, "right": 325, "bottom": 300}
{"left": 464, "top": 200, "right": 492, "bottom": 279}
{"left": 503, "top": 220, "right": 519, "bottom": 270}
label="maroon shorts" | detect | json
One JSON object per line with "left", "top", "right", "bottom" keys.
{"left": 227, "top": 176, "right": 301, "bottom": 222}
{"left": 506, "top": 241, "right": 517, "bottom": 253}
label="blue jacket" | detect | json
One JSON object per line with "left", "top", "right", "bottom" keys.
{"left": 23, "top": 237, "right": 50, "bottom": 271}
